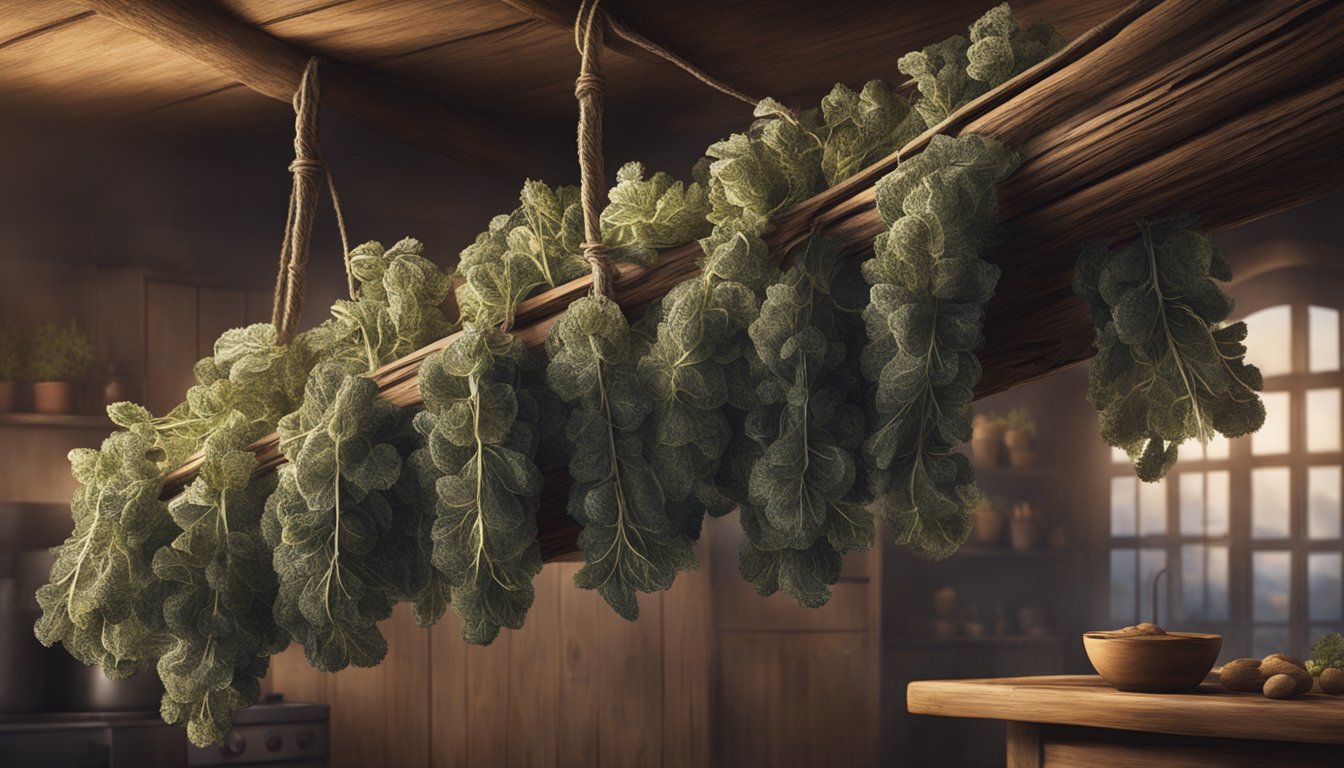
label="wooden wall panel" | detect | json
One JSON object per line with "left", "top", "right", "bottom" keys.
{"left": 246, "top": 288, "right": 273, "bottom": 326}
{"left": 661, "top": 552, "right": 715, "bottom": 768}
{"left": 428, "top": 613, "right": 469, "bottom": 768}
{"left": 504, "top": 565, "right": 562, "bottom": 768}
{"left": 144, "top": 280, "right": 198, "bottom": 415}
{"left": 266, "top": 605, "right": 431, "bottom": 768}
{"left": 196, "top": 286, "right": 246, "bottom": 359}
{"left": 716, "top": 632, "right": 876, "bottom": 768}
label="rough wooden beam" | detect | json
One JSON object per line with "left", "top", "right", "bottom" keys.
{"left": 162, "top": 0, "right": 1344, "bottom": 562}
{"left": 497, "top": 0, "right": 654, "bottom": 61}
{"left": 76, "top": 0, "right": 534, "bottom": 175}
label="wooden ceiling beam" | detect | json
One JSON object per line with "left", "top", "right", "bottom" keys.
{"left": 497, "top": 0, "right": 651, "bottom": 60}
{"left": 497, "top": 0, "right": 758, "bottom": 106}
{"left": 75, "top": 0, "right": 536, "bottom": 175}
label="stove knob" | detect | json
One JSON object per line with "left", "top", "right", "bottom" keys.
{"left": 220, "top": 731, "right": 247, "bottom": 757}
{"left": 296, "top": 728, "right": 315, "bottom": 750}
{"left": 265, "top": 731, "right": 284, "bottom": 752}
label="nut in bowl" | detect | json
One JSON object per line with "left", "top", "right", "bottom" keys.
{"left": 1083, "top": 623, "right": 1222, "bottom": 693}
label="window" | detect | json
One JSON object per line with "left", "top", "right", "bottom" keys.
{"left": 1107, "top": 294, "right": 1344, "bottom": 659}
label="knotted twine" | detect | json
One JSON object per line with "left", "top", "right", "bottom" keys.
{"left": 271, "top": 57, "right": 353, "bottom": 345}
{"left": 574, "top": 0, "right": 614, "bottom": 298}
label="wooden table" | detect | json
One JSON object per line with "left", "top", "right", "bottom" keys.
{"left": 907, "top": 675, "right": 1344, "bottom": 767}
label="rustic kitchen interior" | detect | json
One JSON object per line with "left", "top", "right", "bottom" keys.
{"left": 2, "top": 1, "right": 1342, "bottom": 767}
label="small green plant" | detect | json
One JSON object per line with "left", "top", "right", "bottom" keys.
{"left": 0, "top": 329, "right": 21, "bottom": 380}
{"left": 1308, "top": 632, "right": 1344, "bottom": 675}
{"left": 25, "top": 321, "right": 94, "bottom": 382}
{"left": 1005, "top": 407, "right": 1036, "bottom": 437}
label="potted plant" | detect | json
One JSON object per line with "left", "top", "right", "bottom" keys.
{"left": 970, "top": 497, "right": 1004, "bottom": 548}
{"left": 24, "top": 321, "right": 94, "bottom": 415}
{"left": 0, "top": 329, "right": 19, "bottom": 413}
{"left": 1010, "top": 501, "right": 1042, "bottom": 551}
{"left": 971, "top": 412, "right": 1007, "bottom": 468}
{"left": 1004, "top": 406, "right": 1038, "bottom": 469}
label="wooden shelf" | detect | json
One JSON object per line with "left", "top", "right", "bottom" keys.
{"left": 952, "top": 547, "right": 1081, "bottom": 560}
{"left": 0, "top": 413, "right": 113, "bottom": 429}
{"left": 893, "top": 635, "right": 1063, "bottom": 648}
{"left": 973, "top": 467, "right": 1058, "bottom": 481}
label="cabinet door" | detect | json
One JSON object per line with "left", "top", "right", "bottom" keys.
{"left": 196, "top": 287, "right": 247, "bottom": 360}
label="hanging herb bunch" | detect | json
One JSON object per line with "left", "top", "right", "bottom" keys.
{"left": 34, "top": 3, "right": 1264, "bottom": 748}
{"left": 1074, "top": 215, "right": 1266, "bottom": 480}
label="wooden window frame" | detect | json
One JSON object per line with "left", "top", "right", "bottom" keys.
{"left": 1105, "top": 266, "right": 1344, "bottom": 659}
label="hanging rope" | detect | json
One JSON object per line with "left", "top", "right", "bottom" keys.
{"left": 271, "top": 56, "right": 354, "bottom": 345}
{"left": 575, "top": 0, "right": 614, "bottom": 298}
{"left": 604, "top": 14, "right": 761, "bottom": 110}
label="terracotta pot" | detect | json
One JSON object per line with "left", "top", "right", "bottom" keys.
{"left": 32, "top": 381, "right": 74, "bottom": 415}
{"left": 971, "top": 438, "right": 1003, "bottom": 469}
{"left": 971, "top": 506, "right": 1004, "bottom": 547}
{"left": 1008, "top": 447, "right": 1037, "bottom": 469}
{"left": 0, "top": 381, "right": 15, "bottom": 413}
{"left": 1010, "top": 518, "right": 1040, "bottom": 551}
{"left": 1004, "top": 429, "right": 1032, "bottom": 451}
{"left": 933, "top": 587, "right": 957, "bottom": 620}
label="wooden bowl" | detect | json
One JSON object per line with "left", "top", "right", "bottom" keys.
{"left": 1082, "top": 631, "right": 1222, "bottom": 693}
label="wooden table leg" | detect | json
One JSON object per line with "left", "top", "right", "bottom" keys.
{"left": 1007, "top": 722, "right": 1042, "bottom": 768}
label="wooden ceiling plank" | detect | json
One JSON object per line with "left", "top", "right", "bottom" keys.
{"left": 0, "top": 11, "right": 91, "bottom": 50}
{"left": 75, "top": 0, "right": 536, "bottom": 174}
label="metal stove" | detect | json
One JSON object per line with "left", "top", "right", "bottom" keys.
{"left": 0, "top": 696, "right": 328, "bottom": 768}
{"left": 187, "top": 699, "right": 328, "bottom": 767}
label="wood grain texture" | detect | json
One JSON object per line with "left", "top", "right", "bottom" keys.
{"left": 1039, "top": 724, "right": 1344, "bottom": 768}
{"left": 74, "top": 0, "right": 534, "bottom": 173}
{"left": 144, "top": 280, "right": 199, "bottom": 415}
{"left": 263, "top": 605, "right": 432, "bottom": 768}
{"left": 1007, "top": 722, "right": 1043, "bottom": 768}
{"left": 717, "top": 632, "right": 877, "bottom": 767}
{"left": 661, "top": 540, "right": 715, "bottom": 768}
{"left": 156, "top": 0, "right": 1344, "bottom": 565}
{"left": 906, "top": 675, "right": 1344, "bottom": 745}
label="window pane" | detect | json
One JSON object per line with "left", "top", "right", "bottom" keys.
{"left": 1140, "top": 548, "right": 1168, "bottom": 626}
{"left": 1253, "top": 626, "right": 1292, "bottom": 659}
{"left": 1111, "top": 476, "right": 1136, "bottom": 537}
{"left": 1111, "top": 549, "right": 1137, "bottom": 625}
{"left": 1252, "top": 467, "right": 1291, "bottom": 538}
{"left": 1206, "top": 434, "right": 1229, "bottom": 460}
{"left": 1253, "top": 391, "right": 1291, "bottom": 456}
{"left": 1309, "top": 466, "right": 1342, "bottom": 540}
{"left": 1254, "top": 551, "right": 1292, "bottom": 622}
{"left": 1180, "top": 544, "right": 1229, "bottom": 623}
{"left": 1181, "top": 544, "right": 1206, "bottom": 622}
{"left": 1139, "top": 478, "right": 1166, "bottom": 536}
{"left": 1309, "top": 553, "right": 1342, "bottom": 623}
{"left": 1180, "top": 474, "right": 1204, "bottom": 535}
{"left": 1206, "top": 470, "right": 1229, "bottom": 537}
{"left": 1308, "top": 388, "right": 1341, "bottom": 453}
{"left": 1244, "top": 305, "right": 1293, "bottom": 376}
{"left": 1310, "top": 306, "right": 1340, "bottom": 373}
{"left": 1207, "top": 545, "right": 1229, "bottom": 622}
{"left": 1177, "top": 441, "right": 1203, "bottom": 463}
{"left": 1111, "top": 446, "right": 1128, "bottom": 464}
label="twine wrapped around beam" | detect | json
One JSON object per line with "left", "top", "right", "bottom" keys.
{"left": 271, "top": 57, "right": 353, "bottom": 345}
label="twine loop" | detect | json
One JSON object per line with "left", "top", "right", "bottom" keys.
{"left": 271, "top": 56, "right": 353, "bottom": 345}
{"left": 574, "top": 73, "right": 605, "bottom": 102}
{"left": 582, "top": 241, "right": 616, "bottom": 297}
{"left": 574, "top": 0, "right": 612, "bottom": 299}
{"left": 287, "top": 157, "right": 325, "bottom": 175}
